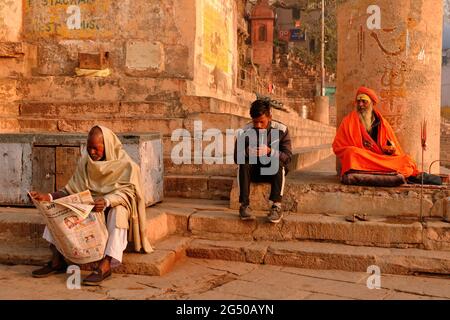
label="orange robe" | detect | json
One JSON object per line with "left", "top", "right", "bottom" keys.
{"left": 333, "top": 109, "right": 418, "bottom": 178}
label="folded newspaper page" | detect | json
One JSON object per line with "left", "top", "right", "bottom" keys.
{"left": 29, "top": 190, "right": 108, "bottom": 265}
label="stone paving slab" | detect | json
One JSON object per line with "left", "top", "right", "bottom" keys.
{"left": 1, "top": 259, "right": 448, "bottom": 300}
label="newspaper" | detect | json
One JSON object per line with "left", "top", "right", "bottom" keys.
{"left": 29, "top": 190, "right": 108, "bottom": 265}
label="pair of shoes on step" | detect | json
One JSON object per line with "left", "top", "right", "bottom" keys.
{"left": 239, "top": 204, "right": 283, "bottom": 224}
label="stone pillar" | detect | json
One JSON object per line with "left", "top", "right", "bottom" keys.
{"left": 313, "top": 96, "right": 330, "bottom": 125}
{"left": 336, "top": 0, "right": 443, "bottom": 173}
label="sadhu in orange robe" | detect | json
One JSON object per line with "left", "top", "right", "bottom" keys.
{"left": 333, "top": 89, "right": 419, "bottom": 178}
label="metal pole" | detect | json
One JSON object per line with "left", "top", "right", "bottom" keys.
{"left": 321, "top": 0, "right": 325, "bottom": 96}
{"left": 420, "top": 147, "right": 424, "bottom": 222}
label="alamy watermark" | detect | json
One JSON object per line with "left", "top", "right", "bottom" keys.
{"left": 366, "top": 265, "right": 381, "bottom": 290}
{"left": 66, "top": 265, "right": 81, "bottom": 290}
{"left": 170, "top": 120, "right": 280, "bottom": 175}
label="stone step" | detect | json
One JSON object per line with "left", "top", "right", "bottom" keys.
{"left": 18, "top": 117, "right": 184, "bottom": 135}
{"left": 19, "top": 101, "right": 187, "bottom": 119}
{"left": 164, "top": 175, "right": 234, "bottom": 200}
{"left": 163, "top": 146, "right": 333, "bottom": 177}
{"left": 229, "top": 175, "right": 450, "bottom": 218}
{"left": 19, "top": 77, "right": 186, "bottom": 103}
{"left": 0, "top": 235, "right": 191, "bottom": 276}
{"left": 185, "top": 239, "right": 450, "bottom": 275}
{"left": 0, "top": 206, "right": 172, "bottom": 247}
{"left": 178, "top": 209, "right": 450, "bottom": 251}
{"left": 163, "top": 135, "right": 334, "bottom": 158}
{"left": 164, "top": 157, "right": 238, "bottom": 177}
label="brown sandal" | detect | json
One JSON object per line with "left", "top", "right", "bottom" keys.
{"left": 82, "top": 268, "right": 112, "bottom": 286}
{"left": 345, "top": 214, "right": 357, "bottom": 223}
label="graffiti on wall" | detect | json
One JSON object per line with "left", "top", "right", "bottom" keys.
{"left": 24, "top": 0, "right": 113, "bottom": 39}
{"left": 360, "top": 1, "right": 426, "bottom": 131}
{"left": 202, "top": 0, "right": 231, "bottom": 74}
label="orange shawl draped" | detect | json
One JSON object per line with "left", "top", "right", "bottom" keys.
{"left": 332, "top": 109, "right": 418, "bottom": 178}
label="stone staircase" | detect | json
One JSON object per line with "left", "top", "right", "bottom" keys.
{"left": 1, "top": 194, "right": 449, "bottom": 277}
{"left": 5, "top": 75, "right": 336, "bottom": 200}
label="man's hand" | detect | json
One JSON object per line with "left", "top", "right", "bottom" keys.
{"left": 256, "top": 144, "right": 271, "bottom": 156}
{"left": 382, "top": 145, "right": 396, "bottom": 155}
{"left": 248, "top": 146, "right": 258, "bottom": 157}
{"left": 93, "top": 198, "right": 107, "bottom": 212}
{"left": 28, "top": 191, "right": 50, "bottom": 202}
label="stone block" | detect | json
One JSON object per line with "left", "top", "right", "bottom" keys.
{"left": 78, "top": 51, "right": 109, "bottom": 70}
{"left": 0, "top": 143, "right": 33, "bottom": 205}
{"left": 186, "top": 239, "right": 247, "bottom": 262}
{"left": 164, "top": 207, "right": 195, "bottom": 234}
{"left": 189, "top": 211, "right": 257, "bottom": 235}
{"left": 0, "top": 1, "right": 22, "bottom": 42}
{"left": 145, "top": 209, "right": 169, "bottom": 244}
{"left": 0, "top": 79, "right": 18, "bottom": 103}
{"left": 0, "top": 42, "right": 24, "bottom": 58}
{"left": 422, "top": 221, "right": 450, "bottom": 251}
{"left": 115, "top": 250, "right": 176, "bottom": 276}
{"left": 229, "top": 179, "right": 444, "bottom": 217}
{"left": 125, "top": 41, "right": 164, "bottom": 74}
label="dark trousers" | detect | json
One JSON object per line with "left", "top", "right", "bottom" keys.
{"left": 238, "top": 163, "right": 286, "bottom": 206}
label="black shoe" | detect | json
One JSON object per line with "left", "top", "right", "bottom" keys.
{"left": 407, "top": 173, "right": 442, "bottom": 185}
{"left": 268, "top": 205, "right": 283, "bottom": 223}
{"left": 82, "top": 268, "right": 112, "bottom": 286}
{"left": 32, "top": 261, "right": 67, "bottom": 278}
{"left": 239, "top": 205, "right": 255, "bottom": 220}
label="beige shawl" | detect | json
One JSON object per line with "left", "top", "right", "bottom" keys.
{"left": 65, "top": 125, "right": 152, "bottom": 253}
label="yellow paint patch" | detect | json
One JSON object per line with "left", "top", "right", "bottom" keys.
{"left": 23, "top": 0, "right": 113, "bottom": 39}
{"left": 202, "top": 1, "right": 230, "bottom": 74}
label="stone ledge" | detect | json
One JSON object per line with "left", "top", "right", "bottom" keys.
{"left": 185, "top": 239, "right": 450, "bottom": 275}
{"left": 229, "top": 178, "right": 449, "bottom": 217}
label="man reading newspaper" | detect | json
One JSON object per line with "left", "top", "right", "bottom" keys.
{"left": 29, "top": 125, "right": 152, "bottom": 285}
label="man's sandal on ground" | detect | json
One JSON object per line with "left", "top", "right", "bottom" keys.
{"left": 32, "top": 261, "right": 67, "bottom": 278}
{"left": 82, "top": 268, "right": 112, "bottom": 286}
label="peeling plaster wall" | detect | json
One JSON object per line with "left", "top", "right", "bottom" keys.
{"left": 20, "top": 0, "right": 195, "bottom": 79}
{"left": 442, "top": 62, "right": 450, "bottom": 107}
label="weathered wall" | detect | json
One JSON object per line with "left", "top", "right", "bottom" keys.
{"left": 188, "top": 0, "right": 238, "bottom": 101}
{"left": 22, "top": 0, "right": 195, "bottom": 79}
{"left": 0, "top": 0, "right": 25, "bottom": 132}
{"left": 441, "top": 119, "right": 450, "bottom": 169}
{"left": 337, "top": 0, "right": 443, "bottom": 172}
{"left": 442, "top": 61, "right": 450, "bottom": 107}
{"left": 0, "top": 0, "right": 21, "bottom": 41}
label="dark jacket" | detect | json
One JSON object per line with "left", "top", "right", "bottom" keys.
{"left": 234, "top": 120, "right": 293, "bottom": 169}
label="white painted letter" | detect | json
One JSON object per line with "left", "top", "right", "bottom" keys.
{"left": 366, "top": 5, "right": 381, "bottom": 30}
{"left": 66, "top": 5, "right": 81, "bottom": 30}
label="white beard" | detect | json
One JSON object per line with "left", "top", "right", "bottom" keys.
{"left": 358, "top": 109, "right": 373, "bottom": 132}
